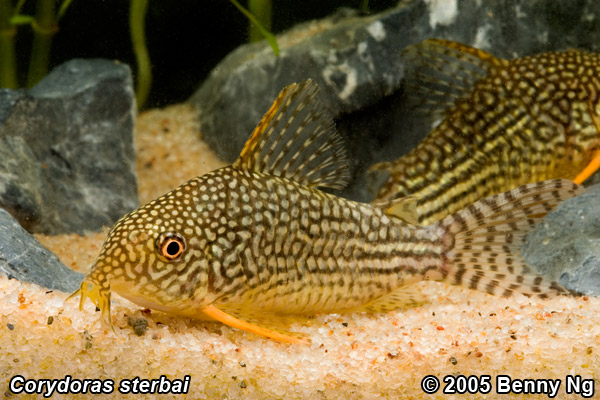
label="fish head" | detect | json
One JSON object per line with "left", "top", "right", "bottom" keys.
{"left": 71, "top": 175, "right": 220, "bottom": 325}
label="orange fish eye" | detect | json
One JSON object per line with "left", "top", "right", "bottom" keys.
{"left": 156, "top": 232, "right": 186, "bottom": 261}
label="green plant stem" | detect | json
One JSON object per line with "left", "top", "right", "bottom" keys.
{"left": 361, "top": 0, "right": 369, "bottom": 13}
{"left": 27, "top": 0, "right": 58, "bottom": 87}
{"left": 130, "top": 0, "right": 151, "bottom": 109}
{"left": 248, "top": 0, "right": 271, "bottom": 43}
{"left": 14, "top": 0, "right": 27, "bottom": 14}
{"left": 57, "top": 0, "right": 75, "bottom": 20}
{"left": 229, "top": 0, "right": 279, "bottom": 56}
{"left": 0, "top": 0, "right": 17, "bottom": 88}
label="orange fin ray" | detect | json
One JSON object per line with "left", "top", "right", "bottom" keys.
{"left": 574, "top": 150, "right": 600, "bottom": 184}
{"left": 573, "top": 102, "right": 600, "bottom": 184}
{"left": 200, "top": 305, "right": 310, "bottom": 345}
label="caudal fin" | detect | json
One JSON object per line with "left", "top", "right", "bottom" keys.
{"left": 438, "top": 179, "right": 584, "bottom": 298}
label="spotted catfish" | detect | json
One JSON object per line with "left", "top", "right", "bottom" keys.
{"left": 371, "top": 39, "right": 600, "bottom": 225}
{"left": 69, "top": 80, "right": 583, "bottom": 344}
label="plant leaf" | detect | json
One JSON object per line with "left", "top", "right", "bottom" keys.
{"left": 57, "top": 0, "right": 75, "bottom": 21}
{"left": 10, "top": 14, "right": 35, "bottom": 26}
{"left": 228, "top": 0, "right": 279, "bottom": 56}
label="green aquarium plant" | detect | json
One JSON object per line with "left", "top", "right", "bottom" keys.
{"left": 248, "top": 0, "right": 272, "bottom": 43}
{"left": 0, "top": 0, "right": 153, "bottom": 107}
{"left": 0, "top": 0, "right": 19, "bottom": 88}
{"left": 130, "top": 0, "right": 151, "bottom": 108}
{"left": 0, "top": 0, "right": 74, "bottom": 89}
{"left": 230, "top": 0, "right": 279, "bottom": 56}
{"left": 0, "top": 0, "right": 279, "bottom": 107}
{"left": 129, "top": 0, "right": 279, "bottom": 108}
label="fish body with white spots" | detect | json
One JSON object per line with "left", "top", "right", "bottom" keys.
{"left": 71, "top": 80, "right": 583, "bottom": 343}
{"left": 371, "top": 39, "right": 600, "bottom": 225}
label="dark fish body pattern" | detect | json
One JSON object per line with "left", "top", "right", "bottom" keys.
{"left": 372, "top": 39, "right": 600, "bottom": 225}
{"left": 71, "top": 80, "right": 583, "bottom": 343}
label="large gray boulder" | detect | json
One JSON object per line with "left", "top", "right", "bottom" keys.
{"left": 0, "top": 207, "right": 83, "bottom": 292}
{"left": 0, "top": 59, "right": 138, "bottom": 235}
{"left": 190, "top": 0, "right": 600, "bottom": 201}
{"left": 522, "top": 184, "right": 600, "bottom": 296}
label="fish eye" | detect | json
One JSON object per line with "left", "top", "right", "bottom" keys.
{"left": 156, "top": 232, "right": 186, "bottom": 261}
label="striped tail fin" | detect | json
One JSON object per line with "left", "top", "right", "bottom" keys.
{"left": 437, "top": 179, "right": 584, "bottom": 298}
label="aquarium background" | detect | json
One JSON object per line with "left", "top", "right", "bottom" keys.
{"left": 1, "top": 1, "right": 600, "bottom": 398}
{"left": 7, "top": 0, "right": 396, "bottom": 107}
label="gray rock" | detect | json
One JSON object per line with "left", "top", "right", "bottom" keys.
{"left": 0, "top": 207, "right": 83, "bottom": 293}
{"left": 190, "top": 0, "right": 600, "bottom": 202}
{"left": 0, "top": 59, "right": 138, "bottom": 235}
{"left": 522, "top": 184, "right": 600, "bottom": 296}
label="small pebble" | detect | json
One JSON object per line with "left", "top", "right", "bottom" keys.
{"left": 240, "top": 361, "right": 246, "bottom": 367}
{"left": 47, "top": 316, "right": 54, "bottom": 325}
{"left": 127, "top": 317, "right": 149, "bottom": 336}
{"left": 7, "top": 324, "right": 14, "bottom": 331}
{"left": 449, "top": 356, "right": 457, "bottom": 365}
{"left": 82, "top": 330, "right": 93, "bottom": 349}
{"left": 240, "top": 380, "right": 247, "bottom": 389}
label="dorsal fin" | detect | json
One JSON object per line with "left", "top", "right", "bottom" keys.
{"left": 233, "top": 80, "right": 351, "bottom": 190}
{"left": 402, "top": 39, "right": 508, "bottom": 124}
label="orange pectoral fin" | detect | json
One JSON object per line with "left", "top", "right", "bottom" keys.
{"left": 577, "top": 102, "right": 600, "bottom": 184}
{"left": 574, "top": 150, "right": 600, "bottom": 184}
{"left": 200, "top": 305, "right": 310, "bottom": 345}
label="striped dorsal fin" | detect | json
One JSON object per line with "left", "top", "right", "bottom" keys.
{"left": 402, "top": 38, "right": 508, "bottom": 123}
{"left": 233, "top": 80, "right": 350, "bottom": 190}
